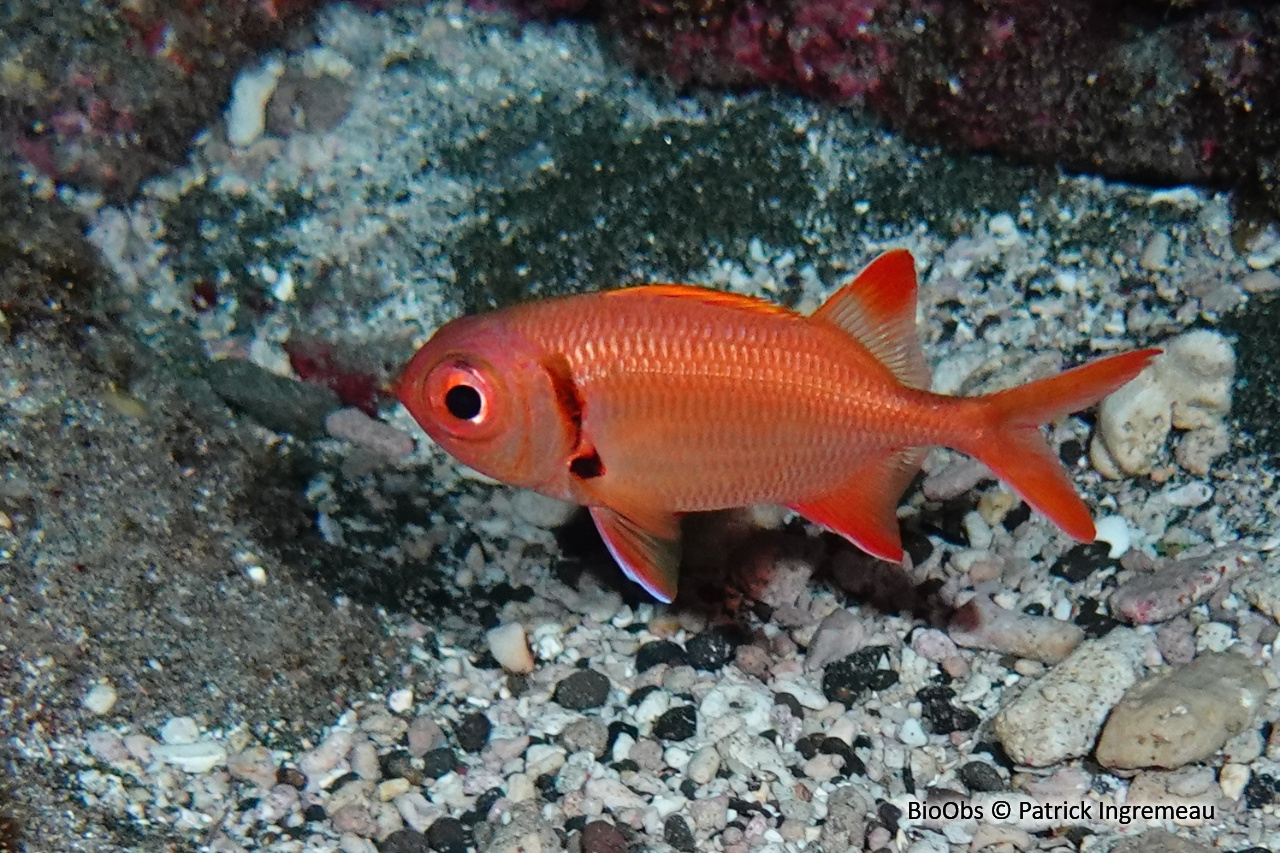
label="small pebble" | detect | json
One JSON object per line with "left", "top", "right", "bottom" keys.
{"left": 388, "top": 689, "right": 414, "bottom": 714}
{"left": 635, "top": 639, "right": 687, "bottom": 672}
{"left": 407, "top": 716, "right": 444, "bottom": 757}
{"left": 81, "top": 683, "right": 117, "bottom": 715}
{"left": 552, "top": 669, "right": 611, "bottom": 710}
{"left": 685, "top": 627, "right": 739, "bottom": 671}
{"left": 805, "top": 608, "right": 865, "bottom": 671}
{"left": 898, "top": 718, "right": 928, "bottom": 747}
{"left": 425, "top": 817, "right": 470, "bottom": 853}
{"left": 159, "top": 716, "right": 201, "bottom": 745}
{"left": 486, "top": 623, "right": 535, "bottom": 675}
{"left": 664, "top": 815, "right": 696, "bottom": 852}
{"left": 380, "top": 828, "right": 430, "bottom": 853}
{"left": 454, "top": 712, "right": 491, "bottom": 753}
{"left": 1093, "top": 516, "right": 1131, "bottom": 558}
{"left": 652, "top": 706, "right": 697, "bottom": 741}
{"left": 325, "top": 407, "right": 414, "bottom": 459}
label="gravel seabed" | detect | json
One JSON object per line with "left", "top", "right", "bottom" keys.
{"left": 9, "top": 2, "right": 1280, "bottom": 852}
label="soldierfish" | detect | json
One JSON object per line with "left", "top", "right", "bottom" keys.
{"left": 397, "top": 250, "right": 1159, "bottom": 602}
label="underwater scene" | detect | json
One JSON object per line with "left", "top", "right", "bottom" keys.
{"left": 1, "top": 1, "right": 1280, "bottom": 852}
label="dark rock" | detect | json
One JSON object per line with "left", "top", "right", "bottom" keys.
{"left": 420, "top": 747, "right": 459, "bottom": 779}
{"left": 206, "top": 357, "right": 340, "bottom": 438}
{"left": 303, "top": 804, "right": 327, "bottom": 822}
{"left": 627, "top": 684, "right": 661, "bottom": 707}
{"left": 916, "top": 686, "right": 979, "bottom": 734}
{"left": 454, "top": 712, "right": 492, "bottom": 753}
{"left": 773, "top": 692, "right": 804, "bottom": 719}
{"left": 1074, "top": 598, "right": 1122, "bottom": 640}
{"left": 325, "top": 771, "right": 360, "bottom": 791}
{"left": 795, "top": 733, "right": 823, "bottom": 760}
{"left": 380, "top": 749, "right": 424, "bottom": 785}
{"left": 276, "top": 766, "right": 307, "bottom": 788}
{"left": 1244, "top": 773, "right": 1277, "bottom": 809}
{"left": 380, "top": 828, "right": 430, "bottom": 853}
{"left": 818, "top": 737, "right": 865, "bottom": 777}
{"left": 605, "top": 720, "right": 639, "bottom": 755}
{"left": 877, "top": 801, "right": 902, "bottom": 835}
{"left": 1050, "top": 542, "right": 1113, "bottom": 582}
{"left": 424, "top": 817, "right": 469, "bottom": 853}
{"left": 635, "top": 640, "right": 687, "bottom": 672}
{"left": 535, "top": 773, "right": 561, "bottom": 802}
{"left": 653, "top": 705, "right": 697, "bottom": 741}
{"left": 957, "top": 761, "right": 1005, "bottom": 793}
{"left": 580, "top": 819, "right": 628, "bottom": 853}
{"left": 663, "top": 815, "right": 696, "bottom": 852}
{"left": 685, "top": 627, "right": 739, "bottom": 671}
{"left": 822, "top": 646, "right": 897, "bottom": 705}
{"left": 553, "top": 669, "right": 611, "bottom": 710}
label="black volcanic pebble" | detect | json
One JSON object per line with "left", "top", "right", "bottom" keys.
{"left": 1050, "top": 542, "right": 1113, "bottom": 582}
{"left": 424, "top": 817, "right": 469, "bottom": 853}
{"left": 773, "top": 692, "right": 804, "bottom": 719}
{"left": 818, "top": 737, "right": 865, "bottom": 777}
{"left": 1244, "top": 773, "right": 1277, "bottom": 809}
{"left": 553, "top": 669, "right": 611, "bottom": 710}
{"left": 653, "top": 705, "right": 697, "bottom": 741}
{"left": 1074, "top": 598, "right": 1122, "bottom": 639}
{"left": 795, "top": 733, "right": 823, "bottom": 760}
{"left": 685, "top": 627, "right": 739, "bottom": 670}
{"left": 957, "top": 761, "right": 1005, "bottom": 793}
{"left": 917, "top": 686, "right": 979, "bottom": 734}
{"left": 380, "top": 828, "right": 430, "bottom": 853}
{"left": 380, "top": 749, "right": 424, "bottom": 785}
{"left": 635, "top": 640, "right": 687, "bottom": 672}
{"left": 663, "top": 815, "right": 696, "bottom": 852}
{"left": 303, "top": 804, "right": 327, "bottom": 822}
{"left": 454, "top": 712, "right": 491, "bottom": 753}
{"left": 822, "top": 646, "right": 897, "bottom": 705}
{"left": 877, "top": 801, "right": 903, "bottom": 834}
{"left": 581, "top": 820, "right": 628, "bottom": 853}
{"left": 420, "top": 747, "right": 459, "bottom": 779}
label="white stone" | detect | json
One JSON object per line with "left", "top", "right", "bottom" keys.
{"left": 486, "top": 623, "right": 535, "bottom": 674}
{"left": 1140, "top": 232, "right": 1170, "bottom": 271}
{"left": 1220, "top": 763, "right": 1251, "bottom": 800}
{"left": 82, "top": 683, "right": 117, "bottom": 715}
{"left": 388, "top": 689, "right": 414, "bottom": 714}
{"left": 898, "top": 718, "right": 928, "bottom": 747}
{"left": 1092, "top": 330, "right": 1235, "bottom": 478}
{"left": 159, "top": 716, "right": 201, "bottom": 745}
{"left": 151, "top": 741, "right": 228, "bottom": 774}
{"left": 1093, "top": 516, "right": 1132, "bottom": 558}
{"left": 225, "top": 56, "right": 285, "bottom": 147}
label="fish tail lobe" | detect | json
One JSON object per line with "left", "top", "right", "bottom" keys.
{"left": 966, "top": 348, "right": 1162, "bottom": 541}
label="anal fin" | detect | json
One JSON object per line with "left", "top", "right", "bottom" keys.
{"left": 589, "top": 505, "right": 682, "bottom": 603}
{"left": 788, "top": 447, "right": 927, "bottom": 563}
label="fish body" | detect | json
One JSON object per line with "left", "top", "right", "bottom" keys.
{"left": 397, "top": 250, "right": 1159, "bottom": 602}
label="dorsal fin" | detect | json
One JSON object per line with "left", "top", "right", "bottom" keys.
{"left": 813, "top": 249, "right": 930, "bottom": 389}
{"left": 610, "top": 284, "right": 797, "bottom": 319}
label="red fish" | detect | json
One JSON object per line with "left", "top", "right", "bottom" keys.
{"left": 397, "top": 250, "right": 1159, "bottom": 602}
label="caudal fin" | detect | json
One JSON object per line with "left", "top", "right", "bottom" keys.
{"left": 966, "top": 349, "right": 1162, "bottom": 541}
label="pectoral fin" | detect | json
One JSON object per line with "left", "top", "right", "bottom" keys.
{"left": 589, "top": 505, "right": 682, "bottom": 603}
{"left": 788, "top": 447, "right": 927, "bottom": 563}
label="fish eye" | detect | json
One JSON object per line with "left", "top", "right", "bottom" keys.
{"left": 444, "top": 383, "right": 483, "bottom": 421}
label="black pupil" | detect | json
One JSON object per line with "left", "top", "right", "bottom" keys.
{"left": 444, "top": 384, "right": 483, "bottom": 420}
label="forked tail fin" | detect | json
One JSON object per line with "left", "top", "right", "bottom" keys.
{"left": 965, "top": 348, "right": 1162, "bottom": 541}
